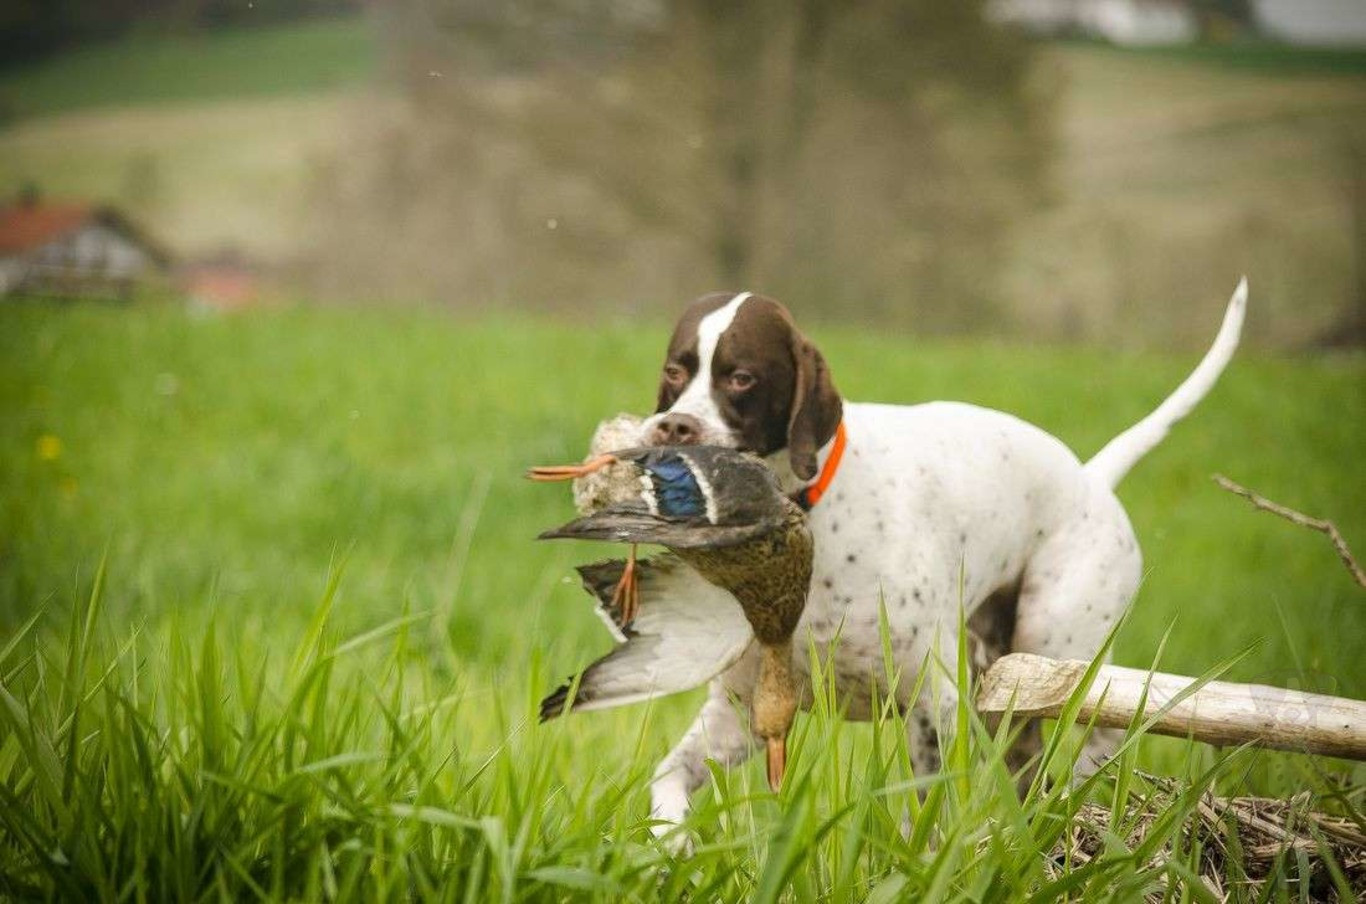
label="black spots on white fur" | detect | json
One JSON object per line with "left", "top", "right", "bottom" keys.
{"left": 846, "top": 553, "right": 857, "bottom": 564}
{"left": 1035, "top": 528, "right": 1045, "bottom": 539}
{"left": 913, "top": 741, "right": 942, "bottom": 775}
{"left": 958, "top": 532, "right": 967, "bottom": 546}
{"left": 822, "top": 577, "right": 834, "bottom": 590}
{"left": 876, "top": 521, "right": 885, "bottom": 534}
{"left": 897, "top": 595, "right": 908, "bottom": 609}
{"left": 831, "top": 522, "right": 839, "bottom": 534}
{"left": 913, "top": 588, "right": 923, "bottom": 603}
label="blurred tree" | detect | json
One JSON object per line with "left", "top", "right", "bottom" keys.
{"left": 316, "top": 0, "right": 1052, "bottom": 331}
{"left": 1320, "top": 136, "right": 1366, "bottom": 347}
{"left": 1190, "top": 0, "right": 1259, "bottom": 38}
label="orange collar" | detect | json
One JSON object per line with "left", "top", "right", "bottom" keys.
{"left": 793, "top": 420, "right": 846, "bottom": 511}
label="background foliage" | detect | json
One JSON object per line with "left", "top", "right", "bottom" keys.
{"left": 3, "top": 8, "right": 1362, "bottom": 342}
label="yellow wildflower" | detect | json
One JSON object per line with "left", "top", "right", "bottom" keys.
{"left": 36, "top": 434, "right": 63, "bottom": 461}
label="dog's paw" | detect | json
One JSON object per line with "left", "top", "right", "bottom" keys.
{"left": 650, "top": 819, "right": 695, "bottom": 858}
{"left": 649, "top": 780, "right": 696, "bottom": 857}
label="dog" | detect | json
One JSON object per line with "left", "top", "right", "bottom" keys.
{"left": 635, "top": 281, "right": 1247, "bottom": 838}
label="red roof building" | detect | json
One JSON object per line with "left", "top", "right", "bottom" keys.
{"left": 0, "top": 198, "right": 170, "bottom": 300}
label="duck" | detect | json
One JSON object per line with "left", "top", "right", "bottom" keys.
{"left": 528, "top": 437, "right": 813, "bottom": 790}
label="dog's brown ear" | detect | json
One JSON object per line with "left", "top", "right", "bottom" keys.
{"left": 786, "top": 332, "right": 842, "bottom": 481}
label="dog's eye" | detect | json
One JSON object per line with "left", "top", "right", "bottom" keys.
{"left": 727, "top": 370, "right": 756, "bottom": 392}
{"left": 663, "top": 364, "right": 687, "bottom": 385}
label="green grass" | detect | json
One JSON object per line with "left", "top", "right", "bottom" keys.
{"left": 1, "top": 302, "right": 1364, "bottom": 899}
{"left": 0, "top": 17, "right": 377, "bottom": 120}
{"left": 8, "top": 558, "right": 1332, "bottom": 902}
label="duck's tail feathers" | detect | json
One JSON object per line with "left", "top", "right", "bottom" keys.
{"left": 1085, "top": 278, "right": 1247, "bottom": 490}
{"left": 539, "top": 555, "right": 753, "bottom": 721}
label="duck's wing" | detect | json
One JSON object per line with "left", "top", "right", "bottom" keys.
{"left": 538, "top": 508, "right": 770, "bottom": 549}
{"left": 540, "top": 554, "right": 753, "bottom": 720}
{"left": 613, "top": 445, "right": 792, "bottom": 527}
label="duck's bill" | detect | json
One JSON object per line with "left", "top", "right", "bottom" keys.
{"left": 766, "top": 737, "right": 787, "bottom": 792}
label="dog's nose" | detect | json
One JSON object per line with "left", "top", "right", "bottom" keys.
{"left": 652, "top": 413, "right": 703, "bottom": 446}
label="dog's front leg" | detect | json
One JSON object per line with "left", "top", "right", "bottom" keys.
{"left": 650, "top": 650, "right": 760, "bottom": 852}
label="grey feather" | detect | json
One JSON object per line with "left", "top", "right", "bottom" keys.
{"left": 538, "top": 508, "right": 774, "bottom": 549}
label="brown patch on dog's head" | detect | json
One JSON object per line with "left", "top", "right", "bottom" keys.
{"left": 654, "top": 292, "right": 734, "bottom": 413}
{"left": 654, "top": 292, "right": 841, "bottom": 479}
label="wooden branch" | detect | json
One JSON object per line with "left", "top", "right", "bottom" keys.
{"left": 975, "top": 653, "right": 1366, "bottom": 761}
{"left": 1213, "top": 473, "right": 1366, "bottom": 589}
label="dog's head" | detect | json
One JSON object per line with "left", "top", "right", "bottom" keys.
{"left": 639, "top": 292, "right": 841, "bottom": 481}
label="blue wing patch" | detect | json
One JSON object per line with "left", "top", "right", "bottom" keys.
{"left": 639, "top": 454, "right": 705, "bottom": 518}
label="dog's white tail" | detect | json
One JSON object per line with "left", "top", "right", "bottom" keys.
{"left": 1085, "top": 278, "right": 1248, "bottom": 490}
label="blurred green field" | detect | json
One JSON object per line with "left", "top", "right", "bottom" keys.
{"left": 0, "top": 17, "right": 377, "bottom": 119}
{"left": 1095, "top": 39, "right": 1366, "bottom": 76}
{"left": 0, "top": 19, "right": 377, "bottom": 263}
{"left": 4, "top": 301, "right": 1363, "bottom": 680}
{"left": 3, "top": 299, "right": 1363, "bottom": 669}
{"left": 1, "top": 302, "right": 1364, "bottom": 898}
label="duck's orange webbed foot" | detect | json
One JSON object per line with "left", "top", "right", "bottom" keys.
{"left": 526, "top": 454, "right": 618, "bottom": 482}
{"left": 612, "top": 544, "right": 640, "bottom": 626}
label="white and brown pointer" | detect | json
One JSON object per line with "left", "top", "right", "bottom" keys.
{"left": 529, "top": 425, "right": 812, "bottom": 789}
